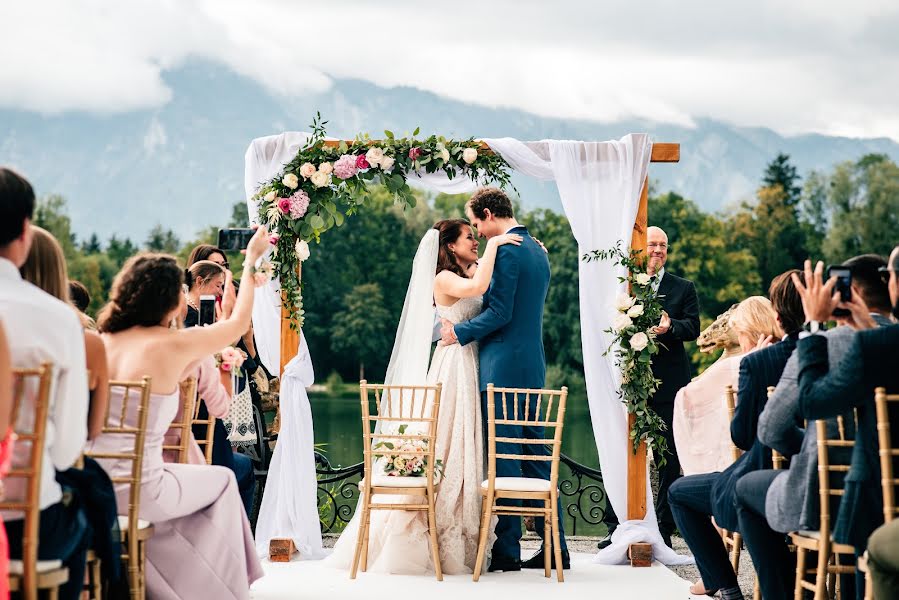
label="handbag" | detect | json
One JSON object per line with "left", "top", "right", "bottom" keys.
{"left": 222, "top": 371, "right": 258, "bottom": 447}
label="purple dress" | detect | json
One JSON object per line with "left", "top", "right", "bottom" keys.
{"left": 88, "top": 388, "right": 263, "bottom": 600}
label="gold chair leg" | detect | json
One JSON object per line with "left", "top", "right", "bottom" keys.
{"left": 753, "top": 577, "right": 761, "bottom": 600}
{"left": 795, "top": 546, "right": 807, "bottom": 600}
{"left": 543, "top": 500, "right": 551, "bottom": 579}
{"left": 47, "top": 587, "right": 59, "bottom": 600}
{"left": 427, "top": 491, "right": 443, "bottom": 581}
{"left": 731, "top": 532, "right": 742, "bottom": 574}
{"left": 360, "top": 508, "right": 370, "bottom": 573}
{"left": 815, "top": 546, "right": 830, "bottom": 599}
{"left": 350, "top": 498, "right": 370, "bottom": 579}
{"left": 550, "top": 492, "right": 564, "bottom": 583}
{"left": 472, "top": 494, "right": 493, "bottom": 582}
{"left": 91, "top": 556, "right": 103, "bottom": 600}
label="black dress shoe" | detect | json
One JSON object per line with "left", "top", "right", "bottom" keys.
{"left": 522, "top": 549, "right": 570, "bottom": 570}
{"left": 661, "top": 532, "right": 673, "bottom": 548}
{"left": 597, "top": 534, "right": 613, "bottom": 550}
{"left": 487, "top": 556, "right": 521, "bottom": 572}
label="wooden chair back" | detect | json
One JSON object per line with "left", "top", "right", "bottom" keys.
{"left": 161, "top": 378, "right": 197, "bottom": 464}
{"left": 192, "top": 398, "right": 216, "bottom": 465}
{"left": 725, "top": 385, "right": 742, "bottom": 463}
{"left": 815, "top": 413, "right": 855, "bottom": 536}
{"left": 84, "top": 377, "right": 152, "bottom": 596}
{"left": 1, "top": 363, "right": 54, "bottom": 599}
{"left": 360, "top": 381, "right": 443, "bottom": 488}
{"left": 874, "top": 387, "right": 899, "bottom": 524}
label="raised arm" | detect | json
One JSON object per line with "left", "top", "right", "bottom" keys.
{"left": 454, "top": 246, "right": 520, "bottom": 346}
{"left": 797, "top": 334, "right": 866, "bottom": 420}
{"left": 434, "top": 233, "right": 521, "bottom": 300}
{"left": 174, "top": 227, "right": 270, "bottom": 362}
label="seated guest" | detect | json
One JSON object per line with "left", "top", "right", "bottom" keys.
{"left": 739, "top": 255, "right": 893, "bottom": 600}
{"left": 0, "top": 167, "right": 90, "bottom": 600}
{"left": 674, "top": 297, "right": 780, "bottom": 475}
{"left": 0, "top": 320, "right": 13, "bottom": 600}
{"left": 786, "top": 251, "right": 899, "bottom": 597}
{"left": 868, "top": 518, "right": 899, "bottom": 599}
{"left": 87, "top": 227, "right": 269, "bottom": 600}
{"left": 668, "top": 270, "right": 804, "bottom": 599}
{"left": 183, "top": 259, "right": 256, "bottom": 516}
{"left": 21, "top": 225, "right": 109, "bottom": 439}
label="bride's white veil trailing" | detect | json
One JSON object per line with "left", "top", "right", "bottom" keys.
{"left": 384, "top": 228, "right": 439, "bottom": 387}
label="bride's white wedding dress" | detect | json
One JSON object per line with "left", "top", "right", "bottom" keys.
{"left": 326, "top": 296, "right": 495, "bottom": 575}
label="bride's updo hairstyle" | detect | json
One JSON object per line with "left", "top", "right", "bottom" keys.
{"left": 433, "top": 219, "right": 470, "bottom": 278}
{"left": 184, "top": 260, "right": 225, "bottom": 291}
{"left": 97, "top": 254, "right": 183, "bottom": 333}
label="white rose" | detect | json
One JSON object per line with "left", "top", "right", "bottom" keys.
{"left": 613, "top": 313, "right": 633, "bottom": 332}
{"left": 629, "top": 332, "right": 649, "bottom": 351}
{"left": 439, "top": 148, "right": 450, "bottom": 163}
{"left": 365, "top": 147, "right": 384, "bottom": 167}
{"left": 263, "top": 190, "right": 276, "bottom": 203}
{"left": 462, "top": 147, "right": 478, "bottom": 165}
{"left": 318, "top": 162, "right": 333, "bottom": 175}
{"left": 282, "top": 173, "right": 299, "bottom": 189}
{"left": 635, "top": 272, "right": 652, "bottom": 286}
{"left": 380, "top": 156, "right": 395, "bottom": 172}
{"left": 627, "top": 304, "right": 644, "bottom": 318}
{"left": 299, "top": 163, "right": 316, "bottom": 179}
{"left": 615, "top": 292, "right": 635, "bottom": 312}
{"left": 295, "top": 239, "right": 311, "bottom": 262}
{"left": 310, "top": 171, "right": 330, "bottom": 188}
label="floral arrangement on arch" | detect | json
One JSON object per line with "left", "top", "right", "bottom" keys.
{"left": 583, "top": 241, "right": 669, "bottom": 464}
{"left": 252, "top": 113, "right": 514, "bottom": 329}
{"left": 373, "top": 424, "right": 444, "bottom": 478}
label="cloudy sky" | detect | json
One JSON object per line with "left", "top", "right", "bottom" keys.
{"left": 3, "top": 0, "right": 898, "bottom": 140}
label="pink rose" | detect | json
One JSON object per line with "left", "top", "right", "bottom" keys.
{"left": 408, "top": 147, "right": 422, "bottom": 160}
{"left": 355, "top": 154, "right": 370, "bottom": 170}
{"left": 221, "top": 362, "right": 232, "bottom": 372}
{"left": 277, "top": 198, "right": 291, "bottom": 214}
{"left": 333, "top": 154, "right": 358, "bottom": 180}
{"left": 269, "top": 234, "right": 280, "bottom": 245}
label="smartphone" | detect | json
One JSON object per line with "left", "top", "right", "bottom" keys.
{"left": 217, "top": 228, "right": 254, "bottom": 252}
{"left": 826, "top": 265, "right": 852, "bottom": 317}
{"left": 199, "top": 294, "right": 216, "bottom": 326}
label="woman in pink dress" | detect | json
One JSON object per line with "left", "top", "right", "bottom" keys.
{"left": 0, "top": 320, "right": 13, "bottom": 600}
{"left": 87, "top": 226, "right": 269, "bottom": 600}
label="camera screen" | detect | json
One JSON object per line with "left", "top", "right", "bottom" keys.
{"left": 199, "top": 296, "right": 216, "bottom": 326}
{"left": 217, "top": 228, "right": 254, "bottom": 252}
{"left": 829, "top": 267, "right": 852, "bottom": 301}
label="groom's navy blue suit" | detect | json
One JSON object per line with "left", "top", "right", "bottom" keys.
{"left": 454, "top": 226, "right": 568, "bottom": 561}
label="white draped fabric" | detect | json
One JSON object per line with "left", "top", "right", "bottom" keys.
{"left": 242, "top": 131, "right": 691, "bottom": 566}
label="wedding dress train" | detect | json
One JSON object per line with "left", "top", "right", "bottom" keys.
{"left": 327, "top": 296, "right": 495, "bottom": 575}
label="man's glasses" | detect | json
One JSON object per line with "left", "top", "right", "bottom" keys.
{"left": 647, "top": 242, "right": 668, "bottom": 250}
{"left": 878, "top": 266, "right": 894, "bottom": 284}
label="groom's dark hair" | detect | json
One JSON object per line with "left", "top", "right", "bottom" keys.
{"left": 468, "top": 187, "right": 514, "bottom": 220}
{"left": 0, "top": 167, "right": 35, "bottom": 246}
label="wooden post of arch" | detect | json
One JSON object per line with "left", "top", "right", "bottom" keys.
{"left": 274, "top": 139, "right": 680, "bottom": 558}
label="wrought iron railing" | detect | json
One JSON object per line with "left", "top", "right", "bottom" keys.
{"left": 315, "top": 451, "right": 607, "bottom": 535}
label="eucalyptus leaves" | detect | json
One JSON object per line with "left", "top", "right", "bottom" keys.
{"left": 252, "top": 113, "right": 514, "bottom": 329}
{"left": 584, "top": 241, "right": 669, "bottom": 464}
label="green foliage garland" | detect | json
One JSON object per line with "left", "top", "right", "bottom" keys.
{"left": 583, "top": 241, "right": 669, "bottom": 464}
{"left": 252, "top": 114, "right": 514, "bottom": 329}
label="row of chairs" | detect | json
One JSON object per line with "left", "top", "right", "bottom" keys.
{"left": 720, "top": 384, "right": 899, "bottom": 600}
{"left": 350, "top": 382, "right": 569, "bottom": 583}
{"left": 3, "top": 365, "right": 219, "bottom": 599}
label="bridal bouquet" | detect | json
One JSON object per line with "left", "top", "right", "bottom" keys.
{"left": 215, "top": 346, "right": 247, "bottom": 373}
{"left": 373, "top": 424, "right": 444, "bottom": 478}
{"left": 583, "top": 241, "right": 669, "bottom": 464}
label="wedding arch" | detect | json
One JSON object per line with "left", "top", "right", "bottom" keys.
{"left": 243, "top": 120, "right": 684, "bottom": 566}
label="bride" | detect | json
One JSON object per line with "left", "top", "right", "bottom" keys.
{"left": 327, "top": 218, "right": 522, "bottom": 575}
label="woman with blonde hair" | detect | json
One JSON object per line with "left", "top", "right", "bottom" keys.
{"left": 20, "top": 226, "right": 108, "bottom": 438}
{"left": 673, "top": 296, "right": 780, "bottom": 476}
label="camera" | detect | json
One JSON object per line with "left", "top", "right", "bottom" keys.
{"left": 217, "top": 228, "right": 254, "bottom": 252}
{"left": 199, "top": 294, "right": 216, "bottom": 326}
{"left": 826, "top": 265, "right": 852, "bottom": 317}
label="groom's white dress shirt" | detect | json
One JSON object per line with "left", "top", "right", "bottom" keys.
{"left": 0, "top": 257, "right": 89, "bottom": 514}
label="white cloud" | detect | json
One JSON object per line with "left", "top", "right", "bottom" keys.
{"left": 1, "top": 0, "right": 898, "bottom": 140}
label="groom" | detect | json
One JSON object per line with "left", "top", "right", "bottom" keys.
{"left": 440, "top": 187, "right": 569, "bottom": 571}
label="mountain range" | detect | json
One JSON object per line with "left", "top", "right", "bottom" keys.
{"left": 2, "top": 60, "right": 898, "bottom": 242}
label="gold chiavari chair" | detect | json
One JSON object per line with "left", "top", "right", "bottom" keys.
{"left": 161, "top": 378, "right": 197, "bottom": 464}
{"left": 3, "top": 363, "right": 69, "bottom": 600}
{"left": 474, "top": 384, "right": 568, "bottom": 583}
{"left": 85, "top": 378, "right": 154, "bottom": 600}
{"left": 192, "top": 398, "right": 216, "bottom": 465}
{"left": 720, "top": 385, "right": 744, "bottom": 574}
{"left": 351, "top": 381, "right": 443, "bottom": 580}
{"left": 865, "top": 387, "right": 899, "bottom": 599}
{"left": 790, "top": 414, "right": 858, "bottom": 600}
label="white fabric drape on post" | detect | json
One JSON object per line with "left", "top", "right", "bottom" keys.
{"left": 484, "top": 137, "right": 691, "bottom": 565}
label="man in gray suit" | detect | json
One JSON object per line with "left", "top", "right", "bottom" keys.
{"left": 735, "top": 254, "right": 893, "bottom": 599}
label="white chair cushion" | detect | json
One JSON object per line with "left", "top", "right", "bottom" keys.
{"left": 118, "top": 515, "right": 152, "bottom": 529}
{"left": 9, "top": 559, "right": 64, "bottom": 575}
{"left": 482, "top": 477, "right": 552, "bottom": 492}
{"left": 360, "top": 475, "right": 433, "bottom": 488}
{"left": 797, "top": 530, "right": 822, "bottom": 540}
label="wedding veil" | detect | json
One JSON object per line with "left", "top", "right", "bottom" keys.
{"left": 384, "top": 228, "right": 439, "bottom": 387}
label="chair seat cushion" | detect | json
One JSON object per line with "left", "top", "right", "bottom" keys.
{"left": 482, "top": 477, "right": 552, "bottom": 492}
{"left": 797, "top": 529, "right": 822, "bottom": 540}
{"left": 9, "top": 559, "right": 63, "bottom": 574}
{"left": 360, "top": 475, "right": 434, "bottom": 488}
{"left": 118, "top": 515, "right": 152, "bottom": 530}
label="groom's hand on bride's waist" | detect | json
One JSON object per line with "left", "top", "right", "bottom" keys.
{"left": 439, "top": 318, "right": 459, "bottom": 346}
